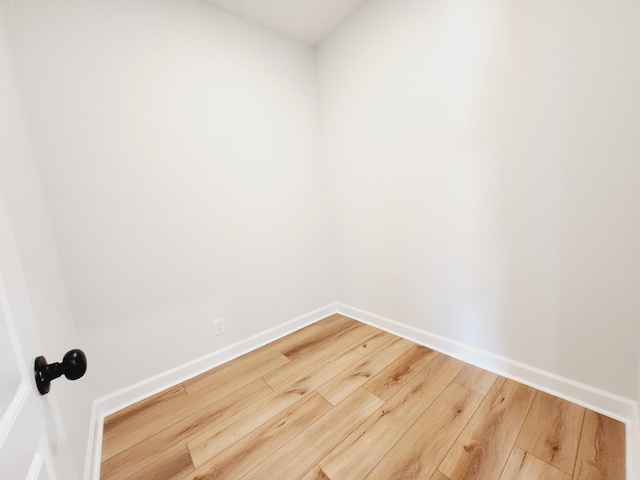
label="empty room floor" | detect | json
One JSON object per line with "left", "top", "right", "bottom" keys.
{"left": 100, "top": 314, "right": 625, "bottom": 479}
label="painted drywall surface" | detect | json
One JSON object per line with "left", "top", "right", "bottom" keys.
{"left": 0, "top": 11, "right": 93, "bottom": 478}
{"left": 1, "top": 0, "right": 333, "bottom": 396}
{"left": 205, "top": 0, "right": 367, "bottom": 45}
{"left": 4, "top": 0, "right": 638, "bottom": 413}
{"left": 317, "top": 0, "right": 640, "bottom": 398}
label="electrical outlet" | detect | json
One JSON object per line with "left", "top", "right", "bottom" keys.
{"left": 214, "top": 318, "right": 225, "bottom": 336}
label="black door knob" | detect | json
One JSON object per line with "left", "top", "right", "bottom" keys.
{"left": 34, "top": 349, "right": 87, "bottom": 395}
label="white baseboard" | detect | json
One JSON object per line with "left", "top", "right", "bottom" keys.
{"left": 83, "top": 303, "right": 338, "bottom": 479}
{"left": 83, "top": 301, "right": 639, "bottom": 479}
{"left": 631, "top": 404, "right": 640, "bottom": 480}
{"left": 83, "top": 401, "right": 102, "bottom": 480}
{"left": 335, "top": 302, "right": 639, "bottom": 480}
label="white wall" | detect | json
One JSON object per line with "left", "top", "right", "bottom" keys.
{"left": 317, "top": 0, "right": 640, "bottom": 398}
{"left": 0, "top": 9, "right": 93, "bottom": 478}
{"left": 0, "top": 0, "right": 334, "bottom": 397}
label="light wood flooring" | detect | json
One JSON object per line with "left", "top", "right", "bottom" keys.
{"left": 101, "top": 314, "right": 626, "bottom": 480}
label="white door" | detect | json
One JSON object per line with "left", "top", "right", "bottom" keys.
{"left": 0, "top": 201, "right": 57, "bottom": 479}
{"left": 0, "top": 5, "right": 78, "bottom": 478}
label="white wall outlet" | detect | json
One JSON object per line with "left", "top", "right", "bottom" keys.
{"left": 214, "top": 318, "right": 225, "bottom": 336}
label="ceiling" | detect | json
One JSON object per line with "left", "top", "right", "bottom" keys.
{"left": 204, "top": 0, "right": 368, "bottom": 46}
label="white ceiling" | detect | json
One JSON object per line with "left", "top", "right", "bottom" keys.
{"left": 205, "top": 0, "right": 367, "bottom": 45}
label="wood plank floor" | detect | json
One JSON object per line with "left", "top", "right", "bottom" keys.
{"left": 101, "top": 315, "right": 626, "bottom": 480}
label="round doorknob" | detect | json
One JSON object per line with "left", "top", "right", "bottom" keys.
{"left": 34, "top": 349, "right": 87, "bottom": 395}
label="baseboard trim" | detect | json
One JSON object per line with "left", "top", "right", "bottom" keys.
{"left": 83, "top": 302, "right": 338, "bottom": 479}
{"left": 83, "top": 401, "right": 102, "bottom": 480}
{"left": 335, "top": 302, "right": 638, "bottom": 479}
{"left": 631, "top": 403, "right": 640, "bottom": 480}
